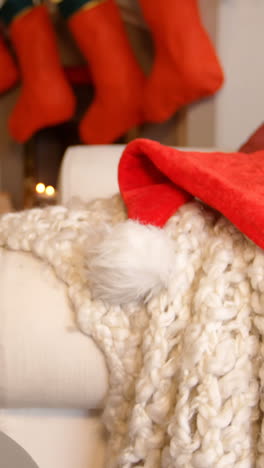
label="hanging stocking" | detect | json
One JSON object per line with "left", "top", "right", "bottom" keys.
{"left": 138, "top": 0, "right": 224, "bottom": 122}
{"left": 0, "top": 33, "right": 18, "bottom": 93}
{"left": 0, "top": 0, "right": 76, "bottom": 142}
{"left": 58, "top": 0, "right": 145, "bottom": 144}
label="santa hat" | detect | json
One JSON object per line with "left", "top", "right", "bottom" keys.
{"left": 87, "top": 128, "right": 264, "bottom": 304}
{"left": 118, "top": 138, "right": 264, "bottom": 249}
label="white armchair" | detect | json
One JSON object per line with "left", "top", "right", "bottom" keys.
{"left": 0, "top": 143, "right": 217, "bottom": 468}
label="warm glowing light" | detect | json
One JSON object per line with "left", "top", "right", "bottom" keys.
{"left": 35, "top": 183, "right": 45, "bottom": 194}
{"left": 45, "top": 185, "right": 55, "bottom": 197}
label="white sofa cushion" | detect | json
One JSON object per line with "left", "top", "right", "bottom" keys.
{"left": 0, "top": 248, "right": 108, "bottom": 409}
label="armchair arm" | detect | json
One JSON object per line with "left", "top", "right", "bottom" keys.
{"left": 58, "top": 145, "right": 123, "bottom": 205}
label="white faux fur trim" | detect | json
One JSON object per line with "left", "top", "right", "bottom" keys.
{"left": 85, "top": 220, "right": 175, "bottom": 304}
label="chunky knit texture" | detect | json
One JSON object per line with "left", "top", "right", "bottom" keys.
{"left": 1, "top": 197, "right": 264, "bottom": 467}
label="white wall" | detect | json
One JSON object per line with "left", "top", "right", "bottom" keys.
{"left": 215, "top": 0, "right": 264, "bottom": 148}
{"left": 187, "top": 0, "right": 264, "bottom": 150}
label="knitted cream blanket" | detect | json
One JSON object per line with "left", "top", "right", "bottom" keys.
{"left": 1, "top": 196, "right": 264, "bottom": 468}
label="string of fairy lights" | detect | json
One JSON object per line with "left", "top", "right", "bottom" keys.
{"left": 35, "top": 182, "right": 56, "bottom": 199}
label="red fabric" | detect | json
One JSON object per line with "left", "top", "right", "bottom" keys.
{"left": 68, "top": 0, "right": 145, "bottom": 144}
{"left": 118, "top": 138, "right": 264, "bottom": 250}
{"left": 138, "top": 0, "right": 224, "bottom": 123}
{"left": 239, "top": 123, "right": 264, "bottom": 154}
{"left": 9, "top": 6, "right": 75, "bottom": 143}
{"left": 0, "top": 36, "right": 18, "bottom": 93}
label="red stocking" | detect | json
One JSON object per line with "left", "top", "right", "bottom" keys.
{"left": 64, "top": 0, "right": 145, "bottom": 144}
{"left": 139, "top": 0, "right": 224, "bottom": 122}
{"left": 8, "top": 6, "right": 75, "bottom": 142}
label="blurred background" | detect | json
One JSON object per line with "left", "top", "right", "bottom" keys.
{"left": 0, "top": 0, "right": 263, "bottom": 211}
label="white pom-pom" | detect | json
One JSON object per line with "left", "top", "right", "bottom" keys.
{"left": 85, "top": 220, "right": 175, "bottom": 304}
